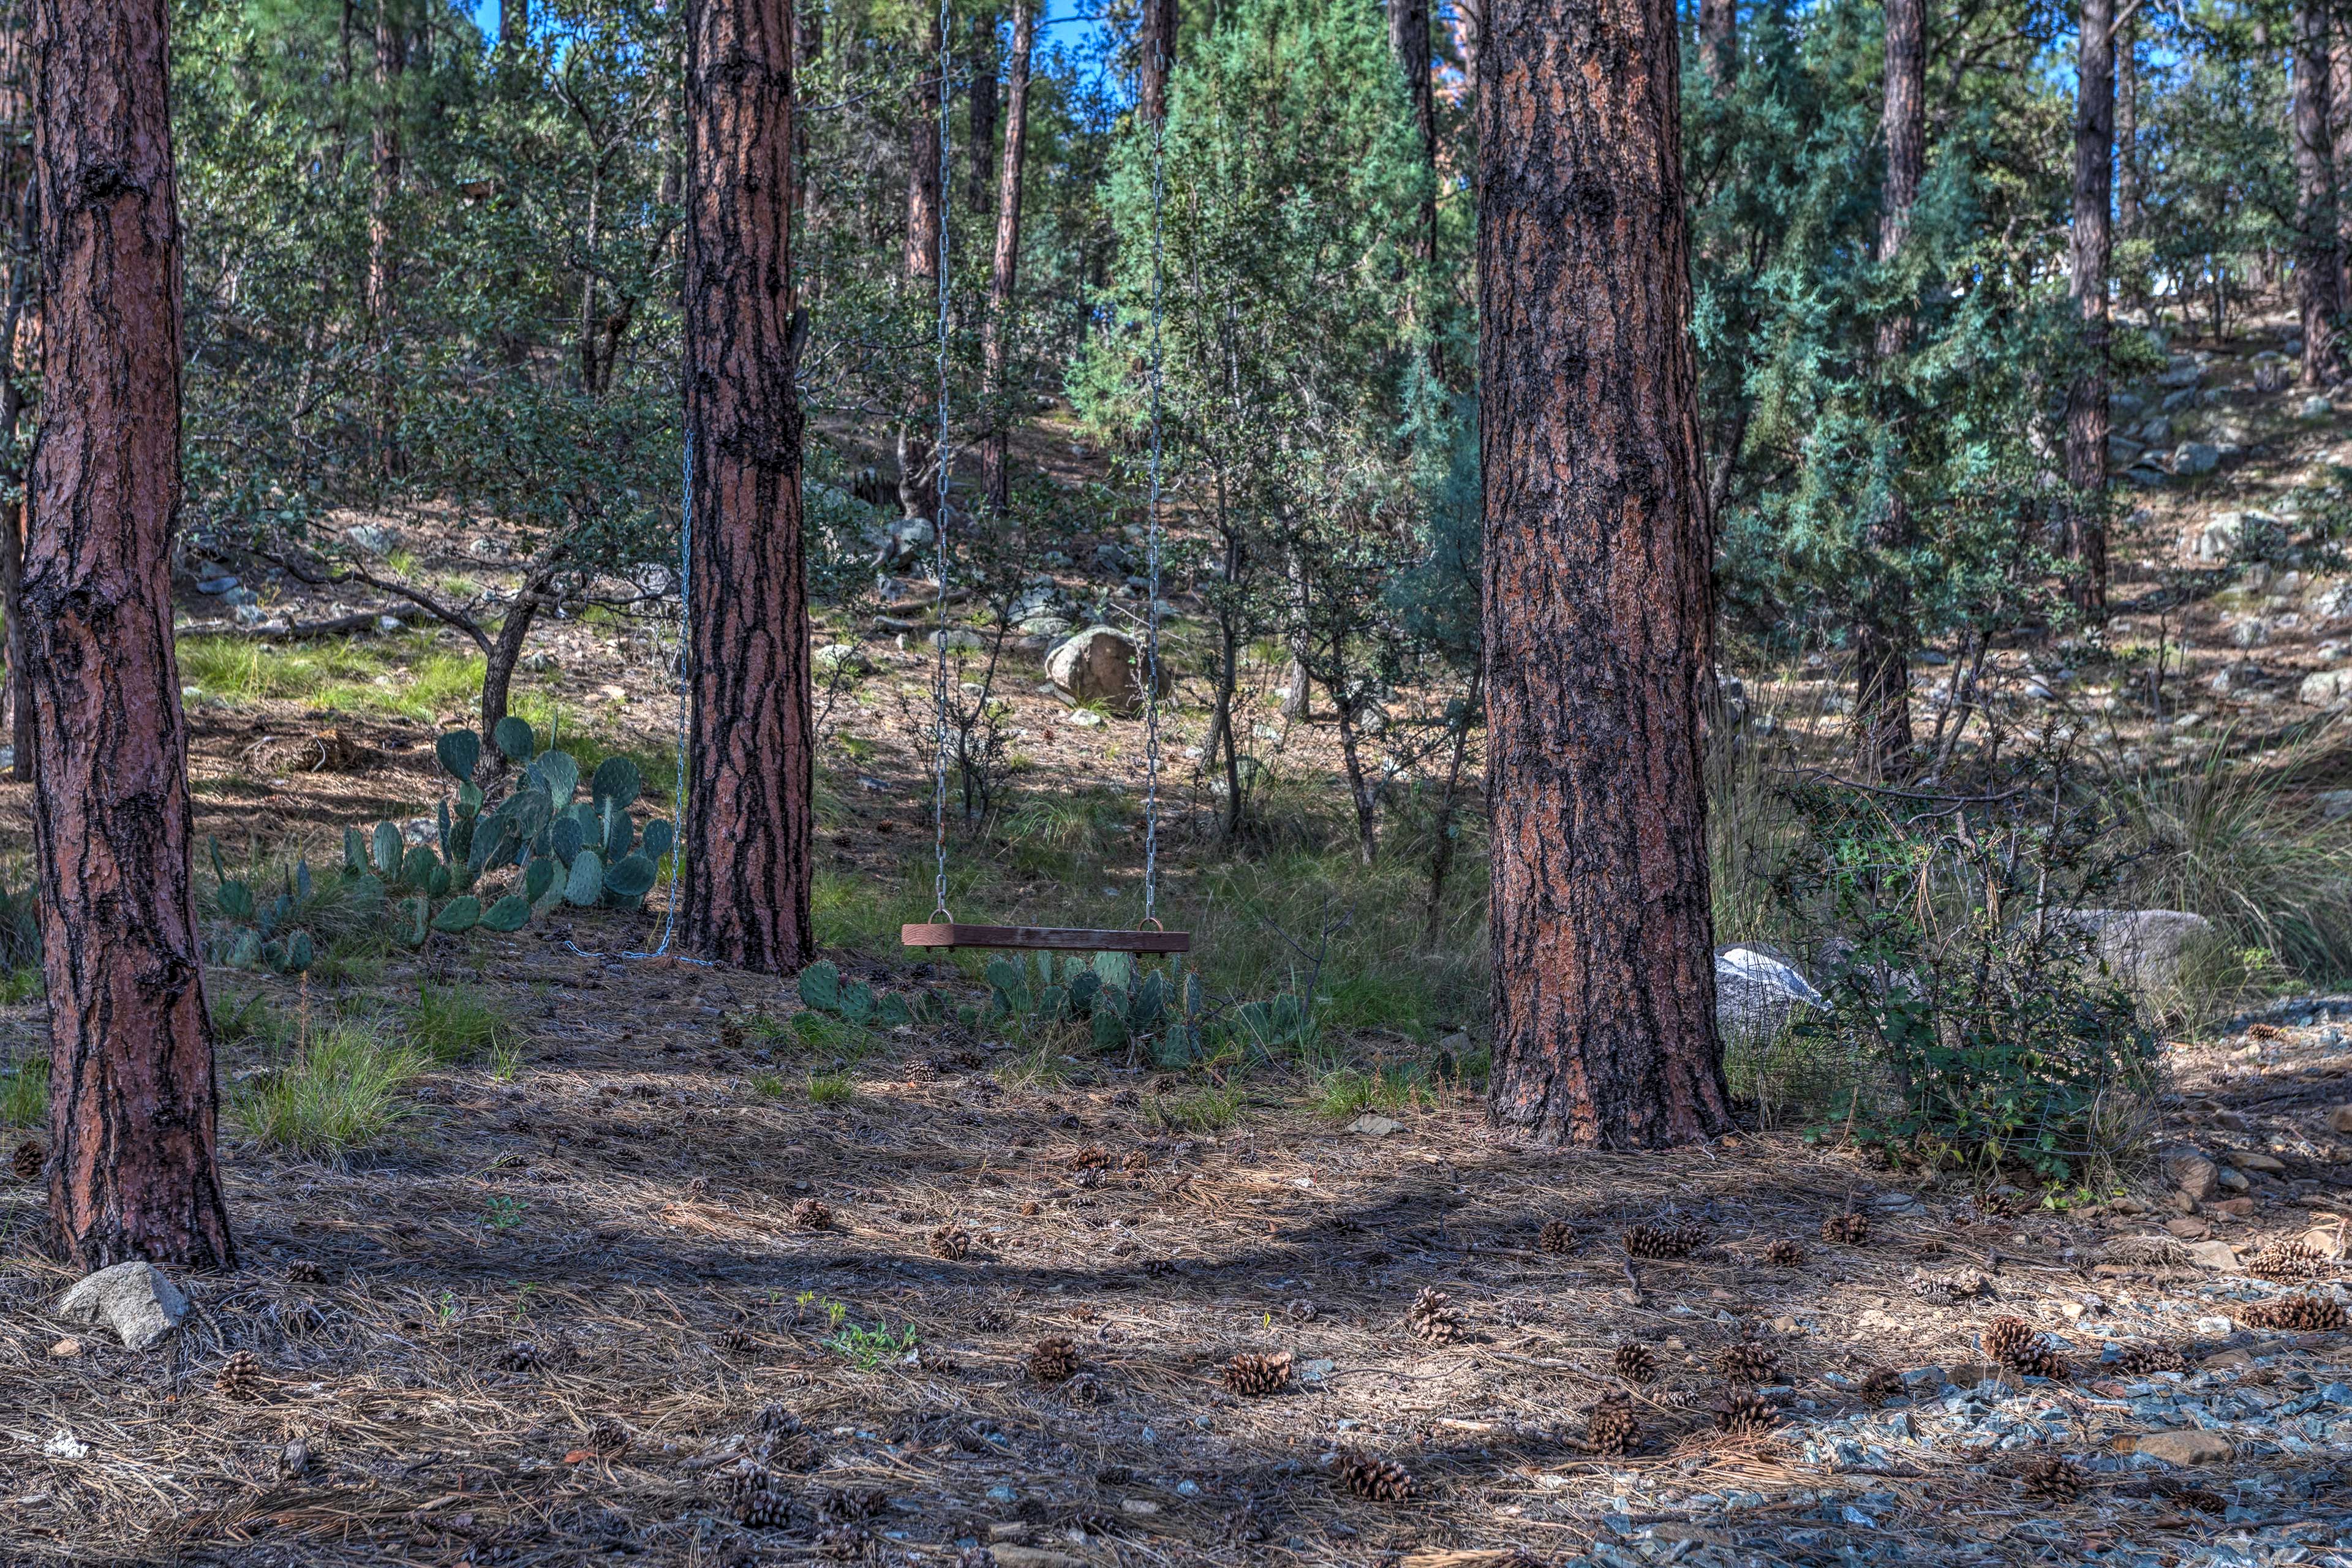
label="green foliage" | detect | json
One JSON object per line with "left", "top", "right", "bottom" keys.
{"left": 405, "top": 984, "right": 515, "bottom": 1064}
{"left": 1147, "top": 1082, "right": 1246, "bottom": 1133}
{"left": 825, "top": 1316, "right": 918, "bottom": 1371}
{"left": 0, "top": 1050, "right": 47, "bottom": 1128}
{"left": 1314, "top": 1064, "right": 1434, "bottom": 1120}
{"left": 0, "top": 966, "right": 42, "bottom": 1005}
{"left": 230, "top": 1021, "right": 428, "bottom": 1159}
{"left": 807, "top": 1071, "right": 857, "bottom": 1105}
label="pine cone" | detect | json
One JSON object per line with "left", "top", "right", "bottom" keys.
{"left": 1028, "top": 1335, "right": 1080, "bottom": 1384}
{"left": 2010, "top": 1344, "right": 2071, "bottom": 1381}
{"left": 930, "top": 1223, "right": 973, "bottom": 1261}
{"left": 1623, "top": 1223, "right": 1705, "bottom": 1259}
{"left": 1070, "top": 1145, "right": 1109, "bottom": 1170}
{"left": 1982, "top": 1316, "right": 2038, "bottom": 1365}
{"left": 818, "top": 1522, "right": 874, "bottom": 1561}
{"left": 8, "top": 1138, "right": 39, "bottom": 1181}
{"left": 1586, "top": 1391, "right": 1640, "bottom": 1456}
{"left": 1613, "top": 1343, "right": 1657, "bottom": 1384}
{"left": 1537, "top": 1219, "right": 1577, "bottom": 1254}
{"left": 734, "top": 1487, "right": 794, "bottom": 1529}
{"left": 1223, "top": 1350, "right": 1292, "bottom": 1396}
{"left": 214, "top": 1349, "right": 265, "bottom": 1402}
{"left": 722, "top": 1322, "right": 758, "bottom": 1355}
{"left": 2237, "top": 1292, "right": 2348, "bottom": 1332}
{"left": 2247, "top": 1240, "right": 2329, "bottom": 1282}
{"left": 712, "top": 1461, "right": 777, "bottom": 1502}
{"left": 1715, "top": 1392, "right": 1777, "bottom": 1433}
{"left": 2019, "top": 1455, "right": 2086, "bottom": 1502}
{"left": 719, "top": 1018, "right": 745, "bottom": 1055}
{"left": 583, "top": 1417, "right": 630, "bottom": 1456}
{"left": 1140, "top": 1257, "right": 1177, "bottom": 1278}
{"left": 1821, "top": 1211, "right": 1870, "bottom": 1246}
{"left": 499, "top": 1340, "right": 560, "bottom": 1373}
{"left": 1285, "top": 1298, "right": 1317, "bottom": 1322}
{"left": 1764, "top": 1238, "right": 1806, "bottom": 1267}
{"left": 2109, "top": 1341, "right": 2185, "bottom": 1376}
{"left": 817, "top": 1485, "right": 889, "bottom": 1522}
{"left": 1717, "top": 1340, "right": 1781, "bottom": 1384}
{"left": 1909, "top": 1267, "right": 1992, "bottom": 1305}
{"left": 1856, "top": 1367, "right": 1904, "bottom": 1400}
{"left": 753, "top": 1401, "right": 801, "bottom": 1433}
{"left": 757, "top": 1428, "right": 820, "bottom": 1471}
{"left": 1405, "top": 1286, "right": 1464, "bottom": 1343}
{"left": 791, "top": 1197, "right": 834, "bottom": 1230}
{"left": 1335, "top": 1446, "right": 1414, "bottom": 1502}
{"left": 284, "top": 1259, "right": 326, "bottom": 1284}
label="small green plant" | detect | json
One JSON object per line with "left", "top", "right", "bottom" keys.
{"left": 207, "top": 842, "right": 325, "bottom": 974}
{"left": 0, "top": 1051, "right": 47, "bottom": 1127}
{"left": 0, "top": 966, "right": 40, "bottom": 1005}
{"left": 749, "top": 1071, "right": 788, "bottom": 1098}
{"left": 230, "top": 1020, "right": 426, "bottom": 1158}
{"left": 827, "top": 1317, "right": 919, "bottom": 1371}
{"left": 1314, "top": 1064, "right": 1432, "bottom": 1120}
{"left": 1148, "top": 1081, "right": 1246, "bottom": 1133}
{"left": 406, "top": 984, "right": 513, "bottom": 1063}
{"left": 488, "top": 1040, "right": 524, "bottom": 1083}
{"left": 994, "top": 1041, "right": 1069, "bottom": 1089}
{"left": 807, "top": 1070, "right": 857, "bottom": 1105}
{"left": 483, "top": 1196, "right": 527, "bottom": 1231}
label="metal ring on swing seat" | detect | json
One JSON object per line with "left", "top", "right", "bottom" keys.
{"left": 1139, "top": 918, "right": 1165, "bottom": 932}
{"left": 932, "top": 907, "right": 954, "bottom": 924}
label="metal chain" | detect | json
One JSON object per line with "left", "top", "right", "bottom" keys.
{"left": 927, "top": 0, "right": 954, "bottom": 924}
{"left": 1141, "top": 85, "right": 1167, "bottom": 925}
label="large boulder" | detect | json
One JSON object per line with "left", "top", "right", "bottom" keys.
{"left": 2173, "top": 442, "right": 2221, "bottom": 477}
{"left": 1044, "top": 626, "right": 1170, "bottom": 717}
{"left": 1714, "top": 945, "right": 1827, "bottom": 1047}
{"left": 2045, "top": 908, "right": 2220, "bottom": 996}
{"left": 2300, "top": 668, "right": 2352, "bottom": 709}
{"left": 55, "top": 1261, "right": 188, "bottom": 1351}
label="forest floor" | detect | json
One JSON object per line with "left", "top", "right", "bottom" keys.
{"left": 3, "top": 314, "right": 2352, "bottom": 1566}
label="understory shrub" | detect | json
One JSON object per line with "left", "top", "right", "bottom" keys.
{"left": 232, "top": 1021, "right": 426, "bottom": 1158}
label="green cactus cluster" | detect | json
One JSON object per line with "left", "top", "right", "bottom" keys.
{"left": 793, "top": 950, "right": 1204, "bottom": 1067}
{"left": 209, "top": 842, "right": 332, "bottom": 974}
{"left": 795, "top": 959, "right": 940, "bottom": 1028}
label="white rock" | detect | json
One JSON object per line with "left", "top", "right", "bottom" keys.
{"left": 2300, "top": 668, "right": 2352, "bottom": 709}
{"left": 55, "top": 1261, "right": 188, "bottom": 1351}
{"left": 1044, "top": 626, "right": 1169, "bottom": 717}
{"left": 2302, "top": 394, "right": 2335, "bottom": 418}
{"left": 1715, "top": 946, "right": 1826, "bottom": 1047}
{"left": 42, "top": 1431, "right": 90, "bottom": 1460}
{"left": 343, "top": 522, "right": 400, "bottom": 556}
{"left": 2044, "top": 908, "right": 2220, "bottom": 995}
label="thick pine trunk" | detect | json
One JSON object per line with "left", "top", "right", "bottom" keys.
{"left": 2067, "top": 0, "right": 2113, "bottom": 612}
{"left": 1477, "top": 0, "right": 1730, "bottom": 1149}
{"left": 1137, "top": 0, "right": 1177, "bottom": 127}
{"left": 29, "top": 0, "right": 233, "bottom": 1269}
{"left": 967, "top": 8, "right": 998, "bottom": 214}
{"left": 900, "top": 75, "right": 941, "bottom": 522}
{"left": 978, "top": 0, "right": 1032, "bottom": 516}
{"left": 2117, "top": 19, "right": 2139, "bottom": 247}
{"left": 1390, "top": 0, "right": 1436, "bottom": 265}
{"left": 681, "top": 0, "right": 813, "bottom": 974}
{"left": 2295, "top": 0, "right": 2343, "bottom": 386}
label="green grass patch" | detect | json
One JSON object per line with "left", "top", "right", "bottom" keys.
{"left": 1313, "top": 1064, "right": 1433, "bottom": 1120}
{"left": 0, "top": 965, "right": 41, "bottom": 1005}
{"left": 0, "top": 1050, "right": 47, "bottom": 1127}
{"left": 211, "top": 989, "right": 289, "bottom": 1049}
{"left": 807, "top": 1070, "right": 857, "bottom": 1105}
{"left": 1148, "top": 1082, "right": 1246, "bottom": 1133}
{"left": 405, "top": 984, "right": 514, "bottom": 1063}
{"left": 230, "top": 1020, "right": 426, "bottom": 1158}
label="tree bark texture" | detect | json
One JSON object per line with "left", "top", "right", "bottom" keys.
{"left": 2116, "top": 17, "right": 2139, "bottom": 245}
{"left": 1137, "top": 0, "right": 1177, "bottom": 127}
{"left": 499, "top": 0, "right": 527, "bottom": 49}
{"left": 1853, "top": 0, "right": 1922, "bottom": 778}
{"left": 979, "top": 0, "right": 1032, "bottom": 516}
{"left": 367, "top": 0, "right": 404, "bottom": 469}
{"left": 1698, "top": 0, "right": 1735, "bottom": 90}
{"left": 1390, "top": 0, "right": 1437, "bottom": 265}
{"left": 681, "top": 0, "right": 813, "bottom": 974}
{"left": 29, "top": 0, "right": 233, "bottom": 1269}
{"left": 900, "top": 72, "right": 941, "bottom": 521}
{"left": 2065, "top": 0, "right": 2113, "bottom": 612}
{"left": 2295, "top": 0, "right": 2343, "bottom": 386}
{"left": 1476, "top": 0, "right": 1731, "bottom": 1149}
{"left": 967, "top": 7, "right": 998, "bottom": 214}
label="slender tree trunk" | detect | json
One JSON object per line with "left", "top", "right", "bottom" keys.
{"left": 1390, "top": 0, "right": 1437, "bottom": 266}
{"left": 1698, "top": 0, "right": 1735, "bottom": 89}
{"left": 682, "top": 0, "right": 813, "bottom": 974}
{"left": 1477, "top": 0, "right": 1731, "bottom": 1148}
{"left": 0, "top": 9, "right": 34, "bottom": 778}
{"left": 979, "top": 0, "right": 1032, "bottom": 516}
{"left": 900, "top": 74, "right": 941, "bottom": 522}
{"left": 474, "top": 578, "right": 549, "bottom": 786}
{"left": 1853, "top": 0, "right": 1922, "bottom": 778}
{"left": 3, "top": 500, "right": 26, "bottom": 781}
{"left": 1423, "top": 673, "right": 1478, "bottom": 946}
{"left": 2117, "top": 17, "right": 2139, "bottom": 248}
{"left": 1333, "top": 698, "right": 1378, "bottom": 865}
{"left": 967, "top": 7, "right": 998, "bottom": 214}
{"left": 1454, "top": 0, "right": 1482, "bottom": 119}
{"left": 1137, "top": 0, "right": 1177, "bottom": 126}
{"left": 499, "top": 0, "right": 526, "bottom": 48}
{"left": 2295, "top": 0, "right": 2343, "bottom": 386}
{"left": 29, "top": 0, "right": 233, "bottom": 1269}
{"left": 2335, "top": 21, "right": 2351, "bottom": 304}
{"left": 367, "top": 0, "right": 404, "bottom": 473}
{"left": 2066, "top": 0, "right": 2113, "bottom": 614}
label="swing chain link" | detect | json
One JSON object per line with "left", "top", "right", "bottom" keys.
{"left": 929, "top": 0, "right": 954, "bottom": 927}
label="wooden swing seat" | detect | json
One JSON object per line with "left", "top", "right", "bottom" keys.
{"left": 902, "top": 921, "right": 1192, "bottom": 954}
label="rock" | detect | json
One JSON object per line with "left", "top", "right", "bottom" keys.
{"left": 1063, "top": 709, "right": 1104, "bottom": 728}
{"left": 43, "top": 1431, "right": 90, "bottom": 1460}
{"left": 2300, "top": 668, "right": 2352, "bottom": 709}
{"left": 1714, "top": 945, "right": 1826, "bottom": 1047}
{"left": 2302, "top": 394, "right": 2334, "bottom": 419}
{"left": 2174, "top": 442, "right": 2221, "bottom": 476}
{"left": 2215, "top": 1166, "right": 2250, "bottom": 1192}
{"left": 2328, "top": 1105, "right": 2352, "bottom": 1133}
{"left": 1018, "top": 615, "right": 1074, "bottom": 639}
{"left": 2165, "top": 1216, "right": 2211, "bottom": 1239}
{"left": 2135, "top": 1430, "right": 2236, "bottom": 1466}
{"left": 375, "top": 616, "right": 402, "bottom": 634}
{"left": 812, "top": 643, "right": 871, "bottom": 677}
{"left": 2046, "top": 909, "right": 2220, "bottom": 996}
{"left": 1119, "top": 1498, "right": 1161, "bottom": 1515}
{"left": 2208, "top": 1196, "right": 2254, "bottom": 1217}
{"left": 1349, "top": 1114, "right": 1403, "bottom": 1137}
{"left": 990, "top": 1550, "right": 1089, "bottom": 1568}
{"left": 194, "top": 573, "right": 241, "bottom": 596}
{"left": 467, "top": 537, "right": 503, "bottom": 560}
{"left": 1044, "top": 626, "right": 1169, "bottom": 717}
{"left": 2232, "top": 1152, "right": 2285, "bottom": 1174}
{"left": 929, "top": 628, "right": 986, "bottom": 652}
{"left": 55, "top": 1261, "right": 188, "bottom": 1351}
{"left": 343, "top": 522, "right": 400, "bottom": 557}
{"left": 2184, "top": 1240, "right": 2241, "bottom": 1269}
{"left": 2316, "top": 790, "right": 2352, "bottom": 822}
{"left": 2155, "top": 356, "right": 2204, "bottom": 390}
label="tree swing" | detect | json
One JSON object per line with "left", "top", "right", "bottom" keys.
{"left": 900, "top": 6, "right": 1190, "bottom": 959}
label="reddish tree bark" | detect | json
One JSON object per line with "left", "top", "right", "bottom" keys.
{"left": 979, "top": 0, "right": 1033, "bottom": 516}
{"left": 1477, "top": 0, "right": 1731, "bottom": 1149}
{"left": 2294, "top": 0, "right": 2342, "bottom": 386}
{"left": 1390, "top": 0, "right": 1436, "bottom": 265}
{"left": 1698, "top": 0, "right": 1736, "bottom": 90}
{"left": 1137, "top": 0, "right": 1177, "bottom": 126}
{"left": 367, "top": 0, "right": 404, "bottom": 471}
{"left": 680, "top": 0, "right": 813, "bottom": 974}
{"left": 899, "top": 71, "right": 942, "bottom": 522}
{"left": 967, "top": 7, "right": 999, "bottom": 213}
{"left": 2066, "top": 0, "right": 2114, "bottom": 612}
{"left": 1852, "top": 0, "right": 1922, "bottom": 780}
{"left": 29, "top": 0, "right": 233, "bottom": 1269}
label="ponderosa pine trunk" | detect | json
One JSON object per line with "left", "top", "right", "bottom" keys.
{"left": 1137, "top": 0, "right": 1177, "bottom": 126}
{"left": 29, "top": 0, "right": 233, "bottom": 1269}
{"left": 367, "top": 0, "right": 404, "bottom": 472}
{"left": 1698, "top": 0, "right": 1735, "bottom": 89}
{"left": 2295, "top": 0, "right": 2343, "bottom": 386}
{"left": 967, "top": 7, "right": 998, "bottom": 213}
{"left": 978, "top": 0, "right": 1032, "bottom": 516}
{"left": 899, "top": 73, "right": 941, "bottom": 523}
{"left": 1852, "top": 0, "right": 1922, "bottom": 780}
{"left": 1477, "top": 0, "right": 1731, "bottom": 1148}
{"left": 1390, "top": 0, "right": 1436, "bottom": 266}
{"left": 681, "top": 0, "right": 812, "bottom": 974}
{"left": 2066, "top": 0, "right": 2114, "bottom": 612}
{"left": 2117, "top": 18, "right": 2140, "bottom": 251}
